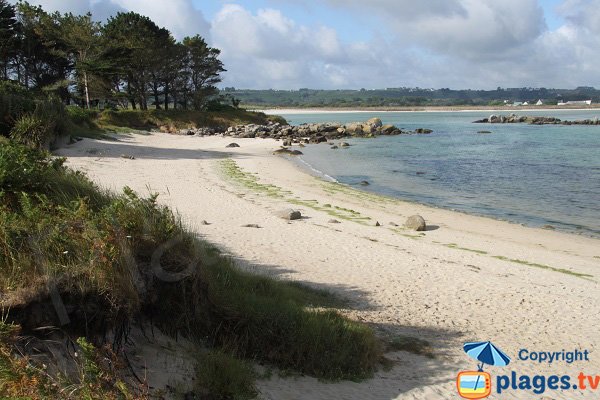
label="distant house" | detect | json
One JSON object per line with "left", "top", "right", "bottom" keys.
{"left": 536, "top": 99, "right": 544, "bottom": 106}
{"left": 522, "top": 101, "right": 529, "bottom": 106}
{"left": 513, "top": 101, "right": 523, "bottom": 106}
{"left": 558, "top": 100, "right": 593, "bottom": 106}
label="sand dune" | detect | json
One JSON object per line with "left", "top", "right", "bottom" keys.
{"left": 57, "top": 132, "right": 600, "bottom": 399}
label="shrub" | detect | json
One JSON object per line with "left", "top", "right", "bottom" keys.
{"left": 196, "top": 351, "right": 256, "bottom": 400}
{"left": 0, "top": 83, "right": 36, "bottom": 136}
{"left": 67, "top": 106, "right": 98, "bottom": 127}
{"left": 9, "top": 99, "right": 71, "bottom": 148}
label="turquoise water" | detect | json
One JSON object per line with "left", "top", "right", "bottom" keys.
{"left": 280, "top": 111, "right": 600, "bottom": 237}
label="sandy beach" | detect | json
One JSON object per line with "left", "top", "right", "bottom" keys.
{"left": 57, "top": 132, "right": 600, "bottom": 399}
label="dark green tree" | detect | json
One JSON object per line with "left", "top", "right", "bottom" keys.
{"left": 182, "top": 35, "right": 225, "bottom": 110}
{"left": 0, "top": 0, "right": 20, "bottom": 80}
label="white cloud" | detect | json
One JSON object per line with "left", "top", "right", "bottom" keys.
{"left": 211, "top": 4, "right": 354, "bottom": 88}
{"left": 9, "top": 0, "right": 210, "bottom": 38}
{"left": 8, "top": 0, "right": 600, "bottom": 88}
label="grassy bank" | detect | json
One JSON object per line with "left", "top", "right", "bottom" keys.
{"left": 0, "top": 139, "right": 382, "bottom": 398}
{"left": 95, "top": 108, "right": 287, "bottom": 132}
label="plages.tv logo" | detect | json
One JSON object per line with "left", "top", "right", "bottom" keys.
{"left": 457, "top": 341, "right": 511, "bottom": 399}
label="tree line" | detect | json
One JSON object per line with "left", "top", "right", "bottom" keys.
{"left": 0, "top": 0, "right": 226, "bottom": 110}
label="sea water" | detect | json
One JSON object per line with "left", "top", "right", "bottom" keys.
{"left": 279, "top": 110, "right": 600, "bottom": 237}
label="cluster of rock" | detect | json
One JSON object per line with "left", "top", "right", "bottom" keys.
{"left": 474, "top": 114, "right": 600, "bottom": 125}
{"left": 178, "top": 118, "right": 433, "bottom": 142}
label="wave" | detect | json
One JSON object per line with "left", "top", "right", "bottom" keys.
{"left": 295, "top": 156, "right": 338, "bottom": 183}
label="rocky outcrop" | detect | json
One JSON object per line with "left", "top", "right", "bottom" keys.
{"left": 474, "top": 114, "right": 600, "bottom": 125}
{"left": 177, "top": 119, "right": 433, "bottom": 141}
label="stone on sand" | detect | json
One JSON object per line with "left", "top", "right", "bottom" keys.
{"left": 405, "top": 215, "right": 426, "bottom": 231}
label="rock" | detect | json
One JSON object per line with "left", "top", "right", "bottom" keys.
{"left": 381, "top": 124, "right": 395, "bottom": 134}
{"left": 200, "top": 220, "right": 210, "bottom": 226}
{"left": 242, "top": 224, "right": 260, "bottom": 228}
{"left": 359, "top": 180, "right": 370, "bottom": 186}
{"left": 276, "top": 209, "right": 302, "bottom": 221}
{"left": 404, "top": 215, "right": 426, "bottom": 231}
{"left": 282, "top": 139, "right": 292, "bottom": 146}
{"left": 340, "top": 142, "right": 350, "bottom": 147}
{"left": 389, "top": 222, "right": 398, "bottom": 227}
{"left": 366, "top": 117, "right": 383, "bottom": 128}
{"left": 415, "top": 128, "right": 433, "bottom": 134}
{"left": 478, "top": 130, "right": 492, "bottom": 134}
{"left": 331, "top": 145, "right": 339, "bottom": 149}
{"left": 226, "top": 143, "right": 240, "bottom": 148}
{"left": 328, "top": 219, "right": 341, "bottom": 224}
{"left": 375, "top": 221, "right": 381, "bottom": 227}
{"left": 273, "top": 148, "right": 303, "bottom": 156}
{"left": 120, "top": 154, "right": 135, "bottom": 160}
{"left": 542, "top": 225, "right": 555, "bottom": 230}
{"left": 345, "top": 122, "right": 363, "bottom": 134}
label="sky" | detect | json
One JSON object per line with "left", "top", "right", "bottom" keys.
{"left": 10, "top": 0, "right": 600, "bottom": 90}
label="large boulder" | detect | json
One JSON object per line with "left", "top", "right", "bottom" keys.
{"left": 404, "top": 215, "right": 426, "bottom": 231}
{"left": 345, "top": 122, "right": 363, "bottom": 134}
{"left": 276, "top": 209, "right": 302, "bottom": 221}
{"left": 366, "top": 117, "right": 383, "bottom": 128}
{"left": 226, "top": 143, "right": 240, "bottom": 148}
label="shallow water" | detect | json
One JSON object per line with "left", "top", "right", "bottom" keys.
{"left": 280, "top": 110, "right": 600, "bottom": 237}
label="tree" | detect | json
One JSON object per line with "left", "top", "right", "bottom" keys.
{"left": 104, "top": 12, "right": 170, "bottom": 110}
{"left": 53, "top": 12, "right": 103, "bottom": 108}
{"left": 182, "top": 35, "right": 225, "bottom": 110}
{"left": 14, "top": 2, "right": 72, "bottom": 97}
{"left": 0, "top": 0, "right": 20, "bottom": 80}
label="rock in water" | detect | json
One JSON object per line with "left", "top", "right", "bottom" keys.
{"left": 226, "top": 143, "right": 240, "bottom": 148}
{"left": 276, "top": 209, "right": 302, "bottom": 221}
{"left": 405, "top": 215, "right": 426, "bottom": 231}
{"left": 359, "top": 180, "right": 370, "bottom": 186}
{"left": 366, "top": 117, "right": 383, "bottom": 128}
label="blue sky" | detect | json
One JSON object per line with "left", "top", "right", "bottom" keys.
{"left": 14, "top": 0, "right": 600, "bottom": 89}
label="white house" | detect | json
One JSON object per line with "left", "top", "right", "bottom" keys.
{"left": 536, "top": 99, "right": 544, "bottom": 106}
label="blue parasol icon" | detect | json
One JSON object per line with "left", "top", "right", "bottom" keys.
{"left": 464, "top": 341, "right": 511, "bottom": 371}
{"left": 463, "top": 341, "right": 511, "bottom": 395}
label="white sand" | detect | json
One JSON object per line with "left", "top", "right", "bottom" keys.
{"left": 57, "top": 132, "right": 600, "bottom": 399}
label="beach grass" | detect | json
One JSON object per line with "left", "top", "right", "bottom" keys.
{"left": 96, "top": 109, "right": 286, "bottom": 132}
{"left": 492, "top": 255, "right": 593, "bottom": 279}
{"left": 219, "top": 158, "right": 374, "bottom": 224}
{"left": 0, "top": 141, "right": 383, "bottom": 397}
{"left": 444, "top": 243, "right": 488, "bottom": 255}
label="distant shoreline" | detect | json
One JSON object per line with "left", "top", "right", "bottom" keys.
{"left": 257, "top": 105, "right": 600, "bottom": 115}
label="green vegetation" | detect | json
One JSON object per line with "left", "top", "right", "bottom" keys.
{"left": 444, "top": 243, "right": 488, "bottom": 255}
{"left": 96, "top": 108, "right": 285, "bottom": 132}
{"left": 491, "top": 255, "right": 593, "bottom": 279}
{"left": 220, "top": 159, "right": 373, "bottom": 224}
{"left": 196, "top": 351, "right": 257, "bottom": 400}
{"left": 225, "top": 87, "right": 600, "bottom": 108}
{"left": 1, "top": 1, "right": 233, "bottom": 111}
{"left": 0, "top": 140, "right": 382, "bottom": 398}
